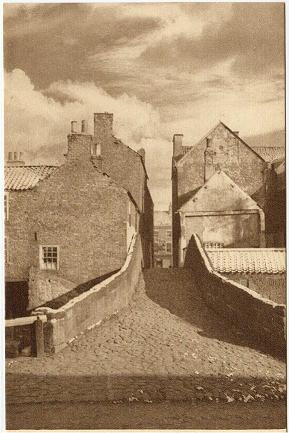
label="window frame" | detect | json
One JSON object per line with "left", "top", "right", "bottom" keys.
{"left": 39, "top": 245, "right": 60, "bottom": 271}
{"left": 91, "top": 142, "right": 101, "bottom": 157}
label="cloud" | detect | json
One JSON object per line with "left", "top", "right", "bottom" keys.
{"left": 140, "top": 3, "right": 284, "bottom": 79}
{"left": 4, "top": 3, "right": 161, "bottom": 89}
{"left": 4, "top": 68, "right": 171, "bottom": 209}
{"left": 3, "top": 3, "right": 285, "bottom": 210}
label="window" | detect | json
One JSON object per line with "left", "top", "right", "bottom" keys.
{"left": 4, "top": 192, "right": 8, "bottom": 221}
{"left": 166, "top": 242, "right": 172, "bottom": 253}
{"left": 154, "top": 230, "right": 159, "bottom": 238}
{"left": 40, "top": 246, "right": 59, "bottom": 270}
{"left": 166, "top": 230, "right": 172, "bottom": 238}
{"left": 91, "top": 143, "right": 101, "bottom": 157}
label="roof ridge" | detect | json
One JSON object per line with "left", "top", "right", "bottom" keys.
{"left": 178, "top": 169, "right": 260, "bottom": 211}
{"left": 219, "top": 122, "right": 266, "bottom": 162}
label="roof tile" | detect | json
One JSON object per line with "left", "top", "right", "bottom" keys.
{"left": 5, "top": 166, "right": 58, "bottom": 190}
{"left": 253, "top": 146, "right": 285, "bottom": 162}
{"left": 206, "top": 248, "right": 285, "bottom": 274}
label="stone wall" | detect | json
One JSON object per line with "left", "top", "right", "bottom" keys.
{"left": 172, "top": 122, "right": 267, "bottom": 266}
{"left": 33, "top": 234, "right": 143, "bottom": 353}
{"left": 28, "top": 267, "right": 75, "bottom": 310}
{"left": 184, "top": 212, "right": 260, "bottom": 248}
{"left": 176, "top": 123, "right": 266, "bottom": 205}
{"left": 184, "top": 234, "right": 286, "bottom": 355}
{"left": 227, "top": 273, "right": 286, "bottom": 305}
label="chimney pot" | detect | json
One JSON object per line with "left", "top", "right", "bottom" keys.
{"left": 7, "top": 151, "right": 25, "bottom": 166}
{"left": 81, "top": 120, "right": 88, "bottom": 134}
{"left": 71, "top": 121, "right": 78, "bottom": 133}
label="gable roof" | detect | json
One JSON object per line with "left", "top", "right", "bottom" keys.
{"left": 252, "top": 146, "right": 285, "bottom": 162}
{"left": 179, "top": 170, "right": 260, "bottom": 212}
{"left": 5, "top": 166, "right": 59, "bottom": 191}
{"left": 175, "top": 121, "right": 265, "bottom": 166}
{"left": 206, "top": 248, "right": 285, "bottom": 274}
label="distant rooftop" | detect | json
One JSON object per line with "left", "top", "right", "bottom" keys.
{"left": 154, "top": 210, "right": 171, "bottom": 227}
{"left": 206, "top": 248, "right": 285, "bottom": 274}
{"left": 252, "top": 146, "right": 285, "bottom": 163}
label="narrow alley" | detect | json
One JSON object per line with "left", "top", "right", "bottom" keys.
{"left": 7, "top": 269, "right": 285, "bottom": 401}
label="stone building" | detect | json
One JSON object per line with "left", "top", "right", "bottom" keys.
{"left": 172, "top": 122, "right": 269, "bottom": 266}
{"left": 5, "top": 113, "right": 154, "bottom": 317}
{"left": 154, "top": 206, "right": 172, "bottom": 268}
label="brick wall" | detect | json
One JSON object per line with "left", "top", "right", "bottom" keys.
{"left": 33, "top": 234, "right": 143, "bottom": 353}
{"left": 93, "top": 113, "right": 153, "bottom": 265}
{"left": 184, "top": 234, "right": 286, "bottom": 355}
{"left": 5, "top": 151, "right": 133, "bottom": 309}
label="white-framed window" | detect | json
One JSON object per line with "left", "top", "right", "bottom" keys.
{"left": 166, "top": 242, "right": 172, "bottom": 253}
{"left": 40, "top": 246, "right": 59, "bottom": 270}
{"left": 91, "top": 143, "right": 101, "bottom": 157}
{"left": 166, "top": 230, "right": 172, "bottom": 238}
{"left": 4, "top": 192, "right": 9, "bottom": 221}
{"left": 154, "top": 229, "right": 159, "bottom": 238}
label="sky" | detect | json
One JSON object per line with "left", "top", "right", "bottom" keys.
{"left": 4, "top": 2, "right": 285, "bottom": 209}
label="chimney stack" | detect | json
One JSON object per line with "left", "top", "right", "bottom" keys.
{"left": 233, "top": 131, "right": 239, "bottom": 136}
{"left": 6, "top": 151, "right": 25, "bottom": 166}
{"left": 173, "top": 134, "right": 183, "bottom": 158}
{"left": 94, "top": 113, "right": 113, "bottom": 146}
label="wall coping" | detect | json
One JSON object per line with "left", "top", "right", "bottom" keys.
{"left": 6, "top": 315, "right": 47, "bottom": 327}
{"left": 192, "top": 234, "right": 286, "bottom": 310}
{"left": 33, "top": 234, "right": 137, "bottom": 316}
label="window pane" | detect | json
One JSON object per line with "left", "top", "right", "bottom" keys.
{"left": 41, "top": 246, "right": 58, "bottom": 270}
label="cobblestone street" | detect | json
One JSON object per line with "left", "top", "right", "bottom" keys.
{"left": 7, "top": 269, "right": 286, "bottom": 409}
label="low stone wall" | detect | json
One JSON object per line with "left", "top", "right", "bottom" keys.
{"left": 33, "top": 234, "right": 143, "bottom": 353}
{"left": 184, "top": 234, "right": 286, "bottom": 355}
